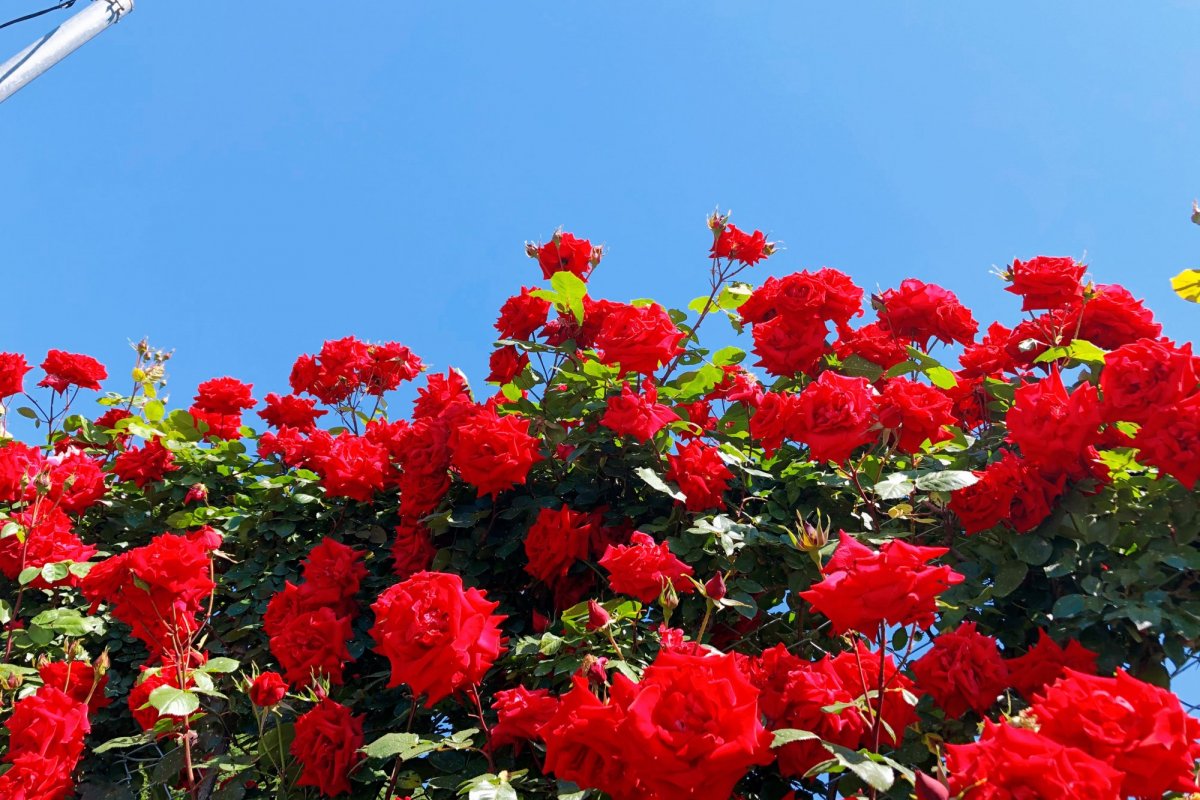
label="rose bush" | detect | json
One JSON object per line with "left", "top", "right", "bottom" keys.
{"left": 0, "top": 212, "right": 1199, "bottom": 799}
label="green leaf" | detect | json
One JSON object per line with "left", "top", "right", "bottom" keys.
{"left": 16, "top": 406, "right": 39, "bottom": 420}
{"left": 92, "top": 734, "right": 153, "bottom": 754}
{"left": 30, "top": 608, "right": 104, "bottom": 636}
{"left": 820, "top": 743, "right": 896, "bottom": 791}
{"left": 991, "top": 560, "right": 1028, "bottom": 598}
{"left": 550, "top": 271, "right": 588, "bottom": 324}
{"left": 839, "top": 354, "right": 884, "bottom": 382}
{"left": 17, "top": 566, "right": 40, "bottom": 585}
{"left": 144, "top": 399, "right": 166, "bottom": 422}
{"left": 913, "top": 470, "right": 978, "bottom": 492}
{"left": 925, "top": 366, "right": 958, "bottom": 389}
{"left": 1051, "top": 594, "right": 1087, "bottom": 619}
{"left": 147, "top": 685, "right": 200, "bottom": 717}
{"left": 360, "top": 732, "right": 442, "bottom": 761}
{"left": 1034, "top": 339, "right": 1107, "bottom": 365}
{"left": 634, "top": 467, "right": 685, "bottom": 502}
{"left": 1171, "top": 268, "right": 1200, "bottom": 303}
{"left": 39, "top": 561, "right": 70, "bottom": 584}
{"left": 197, "top": 657, "right": 240, "bottom": 674}
{"left": 1012, "top": 535, "right": 1054, "bottom": 566}
{"left": 771, "top": 728, "right": 821, "bottom": 747}
{"left": 873, "top": 473, "right": 915, "bottom": 500}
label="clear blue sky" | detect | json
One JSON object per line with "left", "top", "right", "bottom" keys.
{"left": 3, "top": 2, "right": 1199, "bottom": 692}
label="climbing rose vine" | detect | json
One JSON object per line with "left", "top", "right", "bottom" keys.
{"left": 1, "top": 213, "right": 1199, "bottom": 800}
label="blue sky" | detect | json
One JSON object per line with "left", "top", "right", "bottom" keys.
{"left": 3, "top": 2, "right": 1199, "bottom": 692}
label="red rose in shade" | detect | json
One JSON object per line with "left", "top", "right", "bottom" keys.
{"left": 911, "top": 622, "right": 1009, "bottom": 718}
{"left": 1005, "top": 256, "right": 1086, "bottom": 311}
{"left": 793, "top": 371, "right": 878, "bottom": 463}
{"left": 1031, "top": 669, "right": 1200, "bottom": 798}
{"left": 111, "top": 438, "right": 178, "bottom": 488}
{"left": 290, "top": 698, "right": 364, "bottom": 797}
{"left": 1101, "top": 338, "right": 1198, "bottom": 423}
{"left": 877, "top": 377, "right": 954, "bottom": 453}
{"left": 449, "top": 404, "right": 542, "bottom": 497}
{"left": 391, "top": 519, "right": 437, "bottom": 579}
{"left": 299, "top": 537, "right": 366, "bottom": 613}
{"left": 799, "top": 531, "right": 963, "bottom": 637}
{"left": 1132, "top": 392, "right": 1200, "bottom": 489}
{"left": 599, "top": 531, "right": 695, "bottom": 603}
{"left": 537, "top": 231, "right": 598, "bottom": 280}
{"left": 875, "top": 279, "right": 978, "bottom": 347}
{"left": 710, "top": 223, "right": 771, "bottom": 265}
{"left": 945, "top": 721, "right": 1122, "bottom": 800}
{"left": 948, "top": 451, "right": 1023, "bottom": 534}
{"left": 600, "top": 383, "right": 679, "bottom": 442}
{"left": 1006, "top": 370, "right": 1101, "bottom": 472}
{"left": 524, "top": 505, "right": 593, "bottom": 587}
{"left": 1006, "top": 629, "right": 1098, "bottom": 699}
{"left": 258, "top": 393, "right": 327, "bottom": 431}
{"left": 665, "top": 440, "right": 733, "bottom": 512}
{"left": 0, "top": 352, "right": 31, "bottom": 398}
{"left": 489, "top": 686, "right": 560, "bottom": 754}
{"left": 828, "top": 642, "right": 918, "bottom": 749}
{"left": 749, "top": 391, "right": 802, "bottom": 456}
{"left": 369, "top": 571, "right": 507, "bottom": 706}
{"left": 271, "top": 606, "right": 354, "bottom": 686}
{"left": 38, "top": 660, "right": 110, "bottom": 712}
{"left": 38, "top": 350, "right": 107, "bottom": 393}
{"left": 495, "top": 286, "right": 552, "bottom": 340}
{"left": 248, "top": 671, "right": 288, "bottom": 707}
{"left": 834, "top": 321, "right": 910, "bottom": 371}
{"left": 593, "top": 302, "right": 685, "bottom": 376}
{"left": 1007, "top": 462, "right": 1067, "bottom": 533}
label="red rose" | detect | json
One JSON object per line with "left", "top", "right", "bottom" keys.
{"left": 299, "top": 538, "right": 366, "bottom": 613}
{"left": 310, "top": 433, "right": 388, "bottom": 502}
{"left": 258, "top": 393, "right": 327, "bottom": 431}
{"left": 495, "top": 286, "right": 551, "bottom": 340}
{"left": 540, "top": 676, "right": 630, "bottom": 795}
{"left": 749, "top": 391, "right": 802, "bottom": 456}
{"left": 42, "top": 449, "right": 106, "bottom": 513}
{"left": 751, "top": 314, "right": 829, "bottom": 377}
{"left": 0, "top": 686, "right": 90, "bottom": 800}
{"left": 1031, "top": 669, "right": 1200, "bottom": 798}
{"left": 1006, "top": 370, "right": 1101, "bottom": 472}
{"left": 487, "top": 345, "right": 529, "bottom": 384}
{"left": 1133, "top": 393, "right": 1200, "bottom": 489}
{"left": 128, "top": 664, "right": 196, "bottom": 733}
{"left": 249, "top": 671, "right": 288, "bottom": 707}
{"left": 111, "top": 438, "right": 178, "bottom": 489}
{"left": 489, "top": 686, "right": 560, "bottom": 754}
{"left": 1004, "top": 256, "right": 1086, "bottom": 311}
{"left": 945, "top": 721, "right": 1122, "bottom": 799}
{"left": 710, "top": 223, "right": 771, "bottom": 265}
{"left": 1074, "top": 284, "right": 1161, "bottom": 349}
{"left": 537, "top": 231, "right": 598, "bottom": 280}
{"left": 599, "top": 531, "right": 695, "bottom": 603}
{"left": 193, "top": 376, "right": 255, "bottom": 415}
{"left": 0, "top": 441, "right": 42, "bottom": 503}
{"left": 878, "top": 377, "right": 954, "bottom": 454}
{"left": 413, "top": 370, "right": 473, "bottom": 419}
{"left": 665, "top": 440, "right": 732, "bottom": 512}
{"left": 0, "top": 352, "right": 31, "bottom": 398}
{"left": 799, "top": 531, "right": 963, "bottom": 637}
{"left": 38, "top": 350, "right": 107, "bottom": 393}
{"left": 1006, "top": 462, "right": 1066, "bottom": 533}
{"left": 1005, "top": 629, "right": 1098, "bottom": 699}
{"left": 270, "top": 607, "right": 354, "bottom": 686}
{"left": 188, "top": 406, "right": 244, "bottom": 440}
{"left": 828, "top": 642, "right": 918, "bottom": 749}
{"left": 363, "top": 340, "right": 424, "bottom": 394}
{"left": 449, "top": 404, "right": 542, "bottom": 497}
{"left": 593, "top": 302, "right": 685, "bottom": 376}
{"left": 391, "top": 519, "right": 437, "bottom": 579}
{"left": 600, "top": 383, "right": 679, "bottom": 442}
{"left": 958, "top": 322, "right": 1016, "bottom": 378}
{"left": 875, "top": 279, "right": 978, "bottom": 347}
{"left": 833, "top": 321, "right": 910, "bottom": 370}
{"left": 1101, "top": 338, "right": 1198, "bottom": 423}
{"left": 0, "top": 508, "right": 96, "bottom": 589}
{"left": 524, "top": 505, "right": 593, "bottom": 587}
{"left": 290, "top": 698, "right": 364, "bottom": 797}
{"left": 38, "top": 660, "right": 110, "bottom": 713}
{"left": 793, "top": 371, "right": 878, "bottom": 463}
{"left": 369, "top": 571, "right": 507, "bottom": 706}
{"left": 948, "top": 452, "right": 1022, "bottom": 534}
{"left": 911, "top": 622, "right": 1008, "bottom": 718}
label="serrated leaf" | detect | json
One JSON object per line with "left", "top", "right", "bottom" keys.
{"left": 914, "top": 470, "right": 978, "bottom": 492}
{"left": 198, "top": 657, "right": 240, "bottom": 674}
{"left": 634, "top": 467, "right": 685, "bottom": 502}
{"left": 822, "top": 743, "right": 895, "bottom": 790}
{"left": 772, "top": 728, "right": 821, "bottom": 747}
{"left": 873, "top": 472, "right": 916, "bottom": 500}
{"left": 148, "top": 685, "right": 200, "bottom": 717}
{"left": 361, "top": 732, "right": 441, "bottom": 761}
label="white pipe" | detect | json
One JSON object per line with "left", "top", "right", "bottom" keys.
{"left": 0, "top": 0, "right": 134, "bottom": 104}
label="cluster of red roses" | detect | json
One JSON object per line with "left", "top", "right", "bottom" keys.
{"left": 1, "top": 222, "right": 1199, "bottom": 800}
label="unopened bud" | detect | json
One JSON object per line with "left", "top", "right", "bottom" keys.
{"left": 704, "top": 572, "right": 727, "bottom": 602}
{"left": 914, "top": 772, "right": 950, "bottom": 800}
{"left": 582, "top": 655, "right": 608, "bottom": 688}
{"left": 184, "top": 483, "right": 209, "bottom": 504}
{"left": 794, "top": 512, "right": 829, "bottom": 552}
{"left": 525, "top": 242, "right": 539, "bottom": 259}
{"left": 707, "top": 209, "right": 730, "bottom": 235}
{"left": 95, "top": 650, "right": 111, "bottom": 676}
{"left": 131, "top": 367, "right": 147, "bottom": 383}
{"left": 4, "top": 672, "right": 22, "bottom": 690}
{"left": 586, "top": 600, "right": 611, "bottom": 631}
{"left": 658, "top": 578, "right": 679, "bottom": 612}
{"left": 34, "top": 653, "right": 51, "bottom": 671}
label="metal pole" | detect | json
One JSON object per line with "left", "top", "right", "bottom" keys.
{"left": 0, "top": 0, "right": 134, "bottom": 104}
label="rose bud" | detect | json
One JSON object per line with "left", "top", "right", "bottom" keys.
{"left": 704, "top": 572, "right": 727, "bottom": 601}
{"left": 249, "top": 671, "right": 288, "bottom": 707}
{"left": 586, "top": 600, "right": 611, "bottom": 631}
{"left": 184, "top": 483, "right": 209, "bottom": 504}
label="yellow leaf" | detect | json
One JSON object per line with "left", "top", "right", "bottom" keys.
{"left": 1171, "top": 269, "right": 1200, "bottom": 303}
